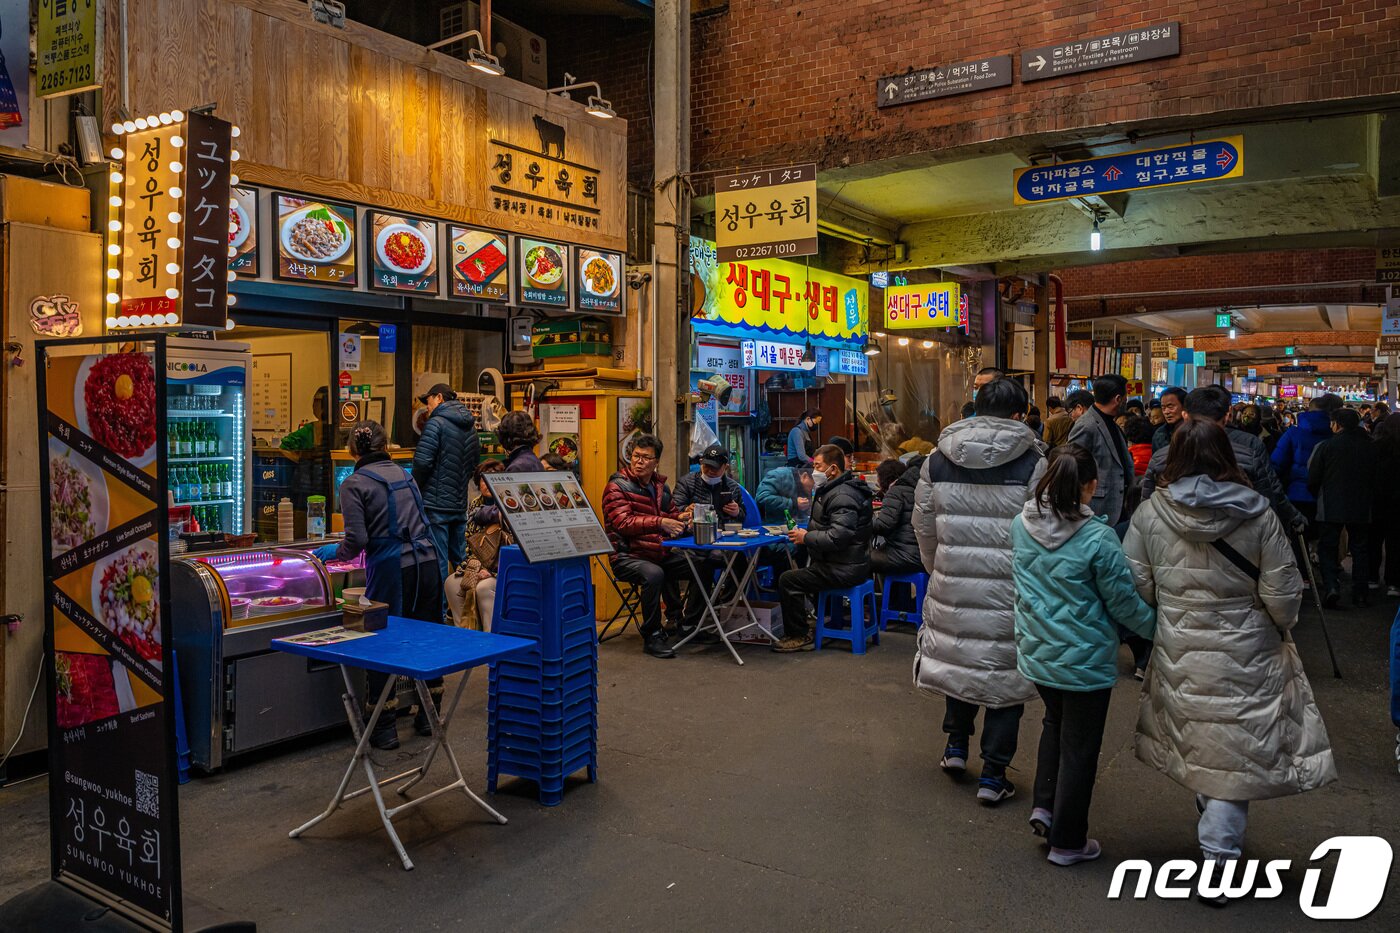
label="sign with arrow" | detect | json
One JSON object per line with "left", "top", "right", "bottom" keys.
{"left": 876, "top": 55, "right": 1013, "bottom": 108}
{"left": 1013, "top": 136, "right": 1243, "bottom": 205}
{"left": 1021, "top": 22, "right": 1180, "bottom": 82}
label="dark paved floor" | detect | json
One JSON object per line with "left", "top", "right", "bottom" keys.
{"left": 2, "top": 595, "right": 1398, "bottom": 932}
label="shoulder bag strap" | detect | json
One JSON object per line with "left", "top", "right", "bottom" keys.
{"left": 1209, "top": 537, "right": 1261, "bottom": 581}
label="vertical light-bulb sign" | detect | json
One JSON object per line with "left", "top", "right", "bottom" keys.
{"left": 106, "top": 110, "right": 238, "bottom": 331}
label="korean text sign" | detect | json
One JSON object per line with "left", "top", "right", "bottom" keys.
{"left": 714, "top": 164, "right": 817, "bottom": 263}
{"left": 484, "top": 472, "right": 612, "bottom": 563}
{"left": 1014, "top": 137, "right": 1243, "bottom": 205}
{"left": 38, "top": 0, "right": 103, "bottom": 98}
{"left": 741, "top": 339, "right": 807, "bottom": 371}
{"left": 38, "top": 340, "right": 181, "bottom": 930}
{"left": 884, "top": 283, "right": 963, "bottom": 330}
{"left": 693, "top": 340, "right": 753, "bottom": 415}
{"left": 689, "top": 239, "right": 868, "bottom": 344}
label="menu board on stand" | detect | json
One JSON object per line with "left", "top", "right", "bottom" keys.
{"left": 485, "top": 472, "right": 612, "bottom": 563}
{"left": 36, "top": 336, "right": 182, "bottom": 931}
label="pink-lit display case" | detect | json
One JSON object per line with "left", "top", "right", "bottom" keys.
{"left": 195, "top": 548, "right": 333, "bottom": 627}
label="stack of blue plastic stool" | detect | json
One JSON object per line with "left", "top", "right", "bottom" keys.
{"left": 814, "top": 579, "right": 879, "bottom": 654}
{"left": 879, "top": 571, "right": 928, "bottom": 631}
{"left": 486, "top": 546, "right": 599, "bottom": 806}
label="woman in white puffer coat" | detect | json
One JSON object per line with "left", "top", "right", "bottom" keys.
{"left": 1123, "top": 419, "right": 1336, "bottom": 884}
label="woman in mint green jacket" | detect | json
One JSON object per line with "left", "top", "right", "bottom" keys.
{"left": 1010, "top": 444, "right": 1156, "bottom": 868}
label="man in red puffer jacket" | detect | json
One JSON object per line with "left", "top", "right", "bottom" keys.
{"left": 602, "top": 434, "right": 697, "bottom": 658}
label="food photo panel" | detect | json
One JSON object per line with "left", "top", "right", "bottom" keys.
{"left": 229, "top": 185, "right": 259, "bottom": 276}
{"left": 517, "top": 238, "right": 571, "bottom": 307}
{"left": 447, "top": 225, "right": 510, "bottom": 302}
{"left": 577, "top": 248, "right": 623, "bottom": 314}
{"left": 368, "top": 211, "right": 439, "bottom": 294}
{"left": 274, "top": 192, "right": 358, "bottom": 287}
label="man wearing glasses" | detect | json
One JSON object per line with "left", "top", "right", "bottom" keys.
{"left": 601, "top": 434, "right": 699, "bottom": 658}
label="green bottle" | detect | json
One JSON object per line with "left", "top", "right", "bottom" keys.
{"left": 784, "top": 508, "right": 796, "bottom": 530}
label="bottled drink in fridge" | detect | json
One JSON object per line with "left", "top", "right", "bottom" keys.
{"left": 306, "top": 495, "right": 326, "bottom": 539}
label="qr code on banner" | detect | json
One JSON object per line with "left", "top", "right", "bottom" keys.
{"left": 135, "top": 769, "right": 159, "bottom": 819}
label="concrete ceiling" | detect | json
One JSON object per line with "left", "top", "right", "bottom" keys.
{"left": 812, "top": 111, "right": 1400, "bottom": 275}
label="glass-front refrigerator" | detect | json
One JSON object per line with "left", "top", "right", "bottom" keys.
{"left": 165, "top": 337, "right": 250, "bottom": 535}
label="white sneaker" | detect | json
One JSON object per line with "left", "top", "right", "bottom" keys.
{"left": 1048, "top": 839, "right": 1102, "bottom": 866}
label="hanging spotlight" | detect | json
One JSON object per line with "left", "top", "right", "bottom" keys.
{"left": 1090, "top": 215, "right": 1102, "bottom": 252}
{"left": 585, "top": 95, "right": 617, "bottom": 120}
{"left": 897, "top": 337, "right": 909, "bottom": 347}
{"left": 547, "top": 73, "right": 616, "bottom": 120}
{"left": 426, "top": 29, "right": 505, "bottom": 76}
{"left": 800, "top": 341, "right": 817, "bottom": 366}
{"left": 862, "top": 336, "right": 881, "bottom": 356}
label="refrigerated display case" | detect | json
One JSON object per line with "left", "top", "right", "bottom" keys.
{"left": 165, "top": 337, "right": 251, "bottom": 536}
{"left": 171, "top": 545, "right": 353, "bottom": 771}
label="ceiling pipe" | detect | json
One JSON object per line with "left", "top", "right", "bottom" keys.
{"left": 1062, "top": 279, "right": 1378, "bottom": 302}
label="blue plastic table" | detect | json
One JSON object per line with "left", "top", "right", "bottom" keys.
{"left": 273, "top": 617, "right": 534, "bottom": 870}
{"left": 662, "top": 531, "right": 790, "bottom": 665}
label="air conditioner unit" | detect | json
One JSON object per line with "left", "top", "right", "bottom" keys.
{"left": 439, "top": 2, "right": 548, "bottom": 89}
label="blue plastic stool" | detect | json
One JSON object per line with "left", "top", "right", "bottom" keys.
{"left": 814, "top": 580, "right": 879, "bottom": 654}
{"left": 879, "top": 572, "right": 928, "bottom": 631}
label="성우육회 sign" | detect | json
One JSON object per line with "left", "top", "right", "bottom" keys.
{"left": 1378, "top": 247, "right": 1400, "bottom": 284}
{"left": 714, "top": 164, "right": 817, "bottom": 264}
{"left": 877, "top": 56, "right": 1012, "bottom": 108}
{"left": 884, "top": 283, "right": 964, "bottom": 330}
{"left": 1021, "top": 22, "right": 1180, "bottom": 82}
{"left": 1014, "top": 137, "right": 1242, "bottom": 205}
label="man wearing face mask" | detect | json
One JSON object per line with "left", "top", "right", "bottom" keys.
{"left": 786, "top": 410, "right": 821, "bottom": 467}
{"left": 673, "top": 444, "right": 750, "bottom": 614}
{"left": 774, "top": 444, "right": 874, "bottom": 652}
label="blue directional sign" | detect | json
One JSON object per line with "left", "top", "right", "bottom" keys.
{"left": 1014, "top": 136, "right": 1243, "bottom": 205}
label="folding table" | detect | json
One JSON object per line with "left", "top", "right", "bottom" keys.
{"left": 273, "top": 618, "right": 534, "bottom": 870}
{"left": 662, "top": 531, "right": 789, "bottom": 665}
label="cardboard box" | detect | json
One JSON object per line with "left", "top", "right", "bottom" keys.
{"left": 0, "top": 174, "right": 92, "bottom": 231}
{"left": 719, "top": 600, "right": 783, "bottom": 645}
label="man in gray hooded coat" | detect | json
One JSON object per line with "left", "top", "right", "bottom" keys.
{"left": 913, "top": 377, "right": 1046, "bottom": 804}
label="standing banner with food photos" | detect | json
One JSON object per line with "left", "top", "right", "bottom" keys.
{"left": 485, "top": 472, "right": 612, "bottom": 563}
{"left": 37, "top": 337, "right": 181, "bottom": 931}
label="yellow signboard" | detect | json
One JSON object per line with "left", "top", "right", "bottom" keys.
{"left": 689, "top": 238, "right": 866, "bottom": 342}
{"left": 883, "top": 282, "right": 963, "bottom": 330}
{"left": 714, "top": 164, "right": 818, "bottom": 264}
{"left": 37, "top": 0, "right": 103, "bottom": 98}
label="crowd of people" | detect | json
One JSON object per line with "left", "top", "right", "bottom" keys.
{"left": 303, "top": 373, "right": 1365, "bottom": 885}
{"left": 596, "top": 370, "right": 1356, "bottom": 893}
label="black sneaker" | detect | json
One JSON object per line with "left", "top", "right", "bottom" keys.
{"left": 1353, "top": 590, "right": 1371, "bottom": 609}
{"left": 643, "top": 633, "right": 676, "bottom": 659}
{"left": 367, "top": 717, "right": 400, "bottom": 750}
{"left": 1323, "top": 588, "right": 1341, "bottom": 608}
{"left": 976, "top": 775, "right": 1016, "bottom": 805}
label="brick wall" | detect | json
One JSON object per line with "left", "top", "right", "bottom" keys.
{"left": 1055, "top": 247, "right": 1382, "bottom": 319}
{"left": 691, "top": 0, "right": 1400, "bottom": 174}
{"left": 543, "top": 16, "right": 655, "bottom": 186}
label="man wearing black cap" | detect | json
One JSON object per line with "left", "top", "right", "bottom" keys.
{"left": 412, "top": 383, "right": 480, "bottom": 588}
{"left": 672, "top": 443, "right": 748, "bottom": 634}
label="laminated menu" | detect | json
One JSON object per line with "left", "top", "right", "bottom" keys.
{"left": 485, "top": 471, "right": 612, "bottom": 563}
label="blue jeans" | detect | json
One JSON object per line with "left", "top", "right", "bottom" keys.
{"left": 1199, "top": 798, "right": 1249, "bottom": 860}
{"left": 424, "top": 511, "right": 466, "bottom": 582}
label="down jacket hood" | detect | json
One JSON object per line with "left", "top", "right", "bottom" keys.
{"left": 431, "top": 399, "right": 475, "bottom": 430}
{"left": 1018, "top": 499, "right": 1093, "bottom": 550}
{"left": 936, "top": 416, "right": 1039, "bottom": 469}
{"left": 1155, "top": 477, "right": 1268, "bottom": 542}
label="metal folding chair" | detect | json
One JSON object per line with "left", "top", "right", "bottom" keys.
{"left": 594, "top": 555, "right": 641, "bottom": 642}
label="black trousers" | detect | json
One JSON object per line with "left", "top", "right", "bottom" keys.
{"left": 942, "top": 697, "right": 1024, "bottom": 778}
{"left": 1369, "top": 498, "right": 1400, "bottom": 588}
{"left": 612, "top": 553, "right": 701, "bottom": 638}
{"left": 367, "top": 559, "right": 444, "bottom": 713}
{"left": 1319, "top": 520, "right": 1369, "bottom": 596}
{"left": 1032, "top": 685, "right": 1113, "bottom": 851}
{"left": 777, "top": 562, "right": 868, "bottom": 639}
{"left": 869, "top": 548, "right": 922, "bottom": 578}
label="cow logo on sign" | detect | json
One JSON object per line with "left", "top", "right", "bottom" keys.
{"left": 533, "top": 115, "right": 566, "bottom": 159}
{"left": 29, "top": 294, "right": 82, "bottom": 337}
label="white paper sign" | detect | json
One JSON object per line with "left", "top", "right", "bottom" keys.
{"left": 339, "top": 333, "right": 362, "bottom": 371}
{"left": 546, "top": 403, "right": 581, "bottom": 434}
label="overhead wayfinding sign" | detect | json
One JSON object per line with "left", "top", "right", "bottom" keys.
{"left": 714, "top": 164, "right": 817, "bottom": 264}
{"left": 1013, "top": 136, "right": 1242, "bottom": 205}
{"left": 877, "top": 55, "right": 1012, "bottom": 108}
{"left": 1021, "top": 22, "right": 1180, "bottom": 82}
